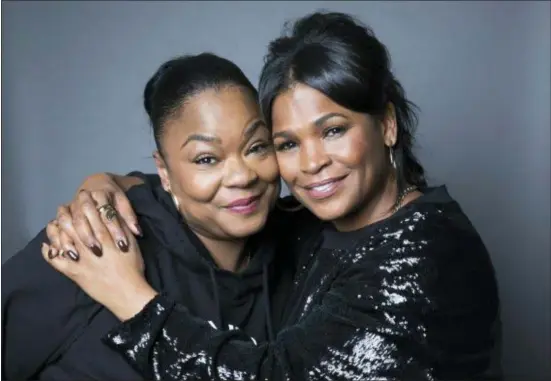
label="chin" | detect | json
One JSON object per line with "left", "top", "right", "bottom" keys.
{"left": 295, "top": 192, "right": 351, "bottom": 222}
{"left": 224, "top": 216, "right": 267, "bottom": 238}
{"left": 308, "top": 205, "right": 348, "bottom": 222}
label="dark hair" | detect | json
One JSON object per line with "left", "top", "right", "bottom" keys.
{"left": 259, "top": 12, "right": 427, "bottom": 196}
{"left": 144, "top": 53, "right": 258, "bottom": 155}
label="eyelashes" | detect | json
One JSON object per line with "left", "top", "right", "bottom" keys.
{"left": 193, "top": 141, "right": 273, "bottom": 166}
{"left": 274, "top": 125, "right": 348, "bottom": 152}
{"left": 193, "top": 155, "right": 218, "bottom": 166}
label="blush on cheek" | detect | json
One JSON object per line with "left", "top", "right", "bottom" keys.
{"left": 255, "top": 156, "right": 280, "bottom": 184}
{"left": 274, "top": 154, "right": 297, "bottom": 187}
{"left": 330, "top": 128, "right": 372, "bottom": 168}
{"left": 178, "top": 173, "right": 221, "bottom": 203}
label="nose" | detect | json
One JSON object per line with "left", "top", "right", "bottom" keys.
{"left": 299, "top": 139, "right": 331, "bottom": 174}
{"left": 223, "top": 156, "right": 258, "bottom": 188}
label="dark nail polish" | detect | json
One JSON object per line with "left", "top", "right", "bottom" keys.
{"left": 67, "top": 251, "right": 79, "bottom": 261}
{"left": 117, "top": 240, "right": 129, "bottom": 252}
{"left": 135, "top": 224, "right": 143, "bottom": 238}
{"left": 48, "top": 249, "right": 58, "bottom": 259}
{"left": 90, "top": 245, "right": 103, "bottom": 257}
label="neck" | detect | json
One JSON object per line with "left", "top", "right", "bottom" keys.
{"left": 333, "top": 174, "right": 399, "bottom": 232}
{"left": 196, "top": 234, "right": 248, "bottom": 272}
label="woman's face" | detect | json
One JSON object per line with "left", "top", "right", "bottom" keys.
{"left": 155, "top": 86, "right": 280, "bottom": 240}
{"left": 271, "top": 84, "right": 397, "bottom": 226}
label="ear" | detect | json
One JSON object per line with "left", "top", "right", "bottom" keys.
{"left": 382, "top": 103, "right": 398, "bottom": 148}
{"left": 153, "top": 150, "right": 171, "bottom": 192}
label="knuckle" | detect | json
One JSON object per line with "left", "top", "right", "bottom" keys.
{"left": 80, "top": 201, "right": 97, "bottom": 215}
{"left": 77, "top": 189, "right": 92, "bottom": 202}
{"left": 58, "top": 214, "right": 74, "bottom": 231}
{"left": 90, "top": 190, "right": 106, "bottom": 202}
{"left": 56, "top": 205, "right": 70, "bottom": 217}
{"left": 46, "top": 220, "right": 58, "bottom": 231}
{"left": 106, "top": 221, "right": 121, "bottom": 234}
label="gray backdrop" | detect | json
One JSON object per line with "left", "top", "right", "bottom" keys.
{"left": 2, "top": 1, "right": 550, "bottom": 379}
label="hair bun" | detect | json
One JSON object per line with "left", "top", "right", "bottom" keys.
{"left": 143, "top": 61, "right": 177, "bottom": 118}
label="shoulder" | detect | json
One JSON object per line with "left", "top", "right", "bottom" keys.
{"left": 336, "top": 199, "right": 498, "bottom": 307}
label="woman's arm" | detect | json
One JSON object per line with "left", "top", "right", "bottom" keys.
{"left": 42, "top": 230, "right": 437, "bottom": 380}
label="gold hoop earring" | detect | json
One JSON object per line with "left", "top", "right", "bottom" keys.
{"left": 171, "top": 194, "right": 180, "bottom": 210}
{"left": 168, "top": 188, "right": 180, "bottom": 210}
{"left": 389, "top": 148, "right": 397, "bottom": 169}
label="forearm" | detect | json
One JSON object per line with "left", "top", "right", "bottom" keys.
{"left": 102, "top": 292, "right": 431, "bottom": 381}
{"left": 103, "top": 294, "right": 284, "bottom": 380}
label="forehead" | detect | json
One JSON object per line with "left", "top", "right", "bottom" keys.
{"left": 182, "top": 86, "right": 259, "bottom": 129}
{"left": 163, "top": 86, "right": 261, "bottom": 141}
{"left": 271, "top": 84, "right": 351, "bottom": 129}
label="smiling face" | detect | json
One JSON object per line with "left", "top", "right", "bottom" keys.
{"left": 155, "top": 86, "right": 280, "bottom": 240}
{"left": 271, "top": 84, "right": 397, "bottom": 228}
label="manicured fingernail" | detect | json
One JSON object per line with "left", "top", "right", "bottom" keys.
{"left": 48, "top": 249, "right": 59, "bottom": 259}
{"left": 134, "top": 224, "right": 143, "bottom": 238}
{"left": 67, "top": 251, "right": 79, "bottom": 261}
{"left": 90, "top": 245, "right": 103, "bottom": 257}
{"left": 117, "top": 240, "right": 129, "bottom": 253}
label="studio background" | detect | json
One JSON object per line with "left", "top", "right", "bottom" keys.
{"left": 2, "top": 1, "right": 550, "bottom": 379}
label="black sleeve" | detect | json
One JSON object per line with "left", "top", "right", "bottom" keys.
{"left": 102, "top": 256, "right": 435, "bottom": 381}
{"left": 126, "top": 171, "right": 161, "bottom": 188}
{"left": 1, "top": 229, "right": 99, "bottom": 380}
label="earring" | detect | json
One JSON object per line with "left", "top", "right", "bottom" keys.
{"left": 167, "top": 187, "right": 180, "bottom": 210}
{"left": 389, "top": 148, "right": 397, "bottom": 169}
{"left": 171, "top": 193, "right": 180, "bottom": 210}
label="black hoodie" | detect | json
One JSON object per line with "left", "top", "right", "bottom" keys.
{"left": 1, "top": 177, "right": 292, "bottom": 380}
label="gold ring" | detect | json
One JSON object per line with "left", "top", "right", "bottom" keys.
{"left": 97, "top": 204, "right": 117, "bottom": 222}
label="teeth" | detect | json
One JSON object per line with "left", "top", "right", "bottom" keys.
{"left": 312, "top": 183, "right": 334, "bottom": 192}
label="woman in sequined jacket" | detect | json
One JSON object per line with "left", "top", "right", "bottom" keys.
{"left": 43, "top": 11, "right": 501, "bottom": 381}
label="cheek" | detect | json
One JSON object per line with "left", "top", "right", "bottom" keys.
{"left": 275, "top": 152, "right": 297, "bottom": 185}
{"left": 172, "top": 163, "right": 222, "bottom": 203}
{"left": 250, "top": 154, "right": 280, "bottom": 185}
{"left": 328, "top": 128, "right": 372, "bottom": 168}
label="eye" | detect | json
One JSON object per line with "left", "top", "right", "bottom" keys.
{"left": 323, "top": 126, "right": 347, "bottom": 139}
{"left": 194, "top": 155, "right": 218, "bottom": 166}
{"left": 275, "top": 141, "right": 297, "bottom": 152}
{"left": 247, "top": 142, "right": 272, "bottom": 155}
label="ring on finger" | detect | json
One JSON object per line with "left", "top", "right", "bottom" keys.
{"left": 97, "top": 203, "right": 117, "bottom": 222}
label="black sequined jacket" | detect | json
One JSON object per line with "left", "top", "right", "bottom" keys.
{"left": 103, "top": 186, "right": 501, "bottom": 381}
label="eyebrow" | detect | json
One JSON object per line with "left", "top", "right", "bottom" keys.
{"left": 181, "top": 134, "right": 222, "bottom": 149}
{"left": 243, "top": 119, "right": 267, "bottom": 141}
{"left": 272, "top": 112, "right": 347, "bottom": 140}
{"left": 180, "top": 120, "right": 266, "bottom": 150}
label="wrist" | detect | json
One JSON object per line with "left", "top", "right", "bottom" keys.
{"left": 108, "top": 279, "right": 158, "bottom": 321}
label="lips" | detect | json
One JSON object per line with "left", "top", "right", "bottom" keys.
{"left": 225, "top": 195, "right": 261, "bottom": 215}
{"left": 302, "top": 175, "right": 347, "bottom": 200}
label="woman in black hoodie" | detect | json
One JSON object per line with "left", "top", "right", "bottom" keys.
{"left": 42, "top": 12, "right": 500, "bottom": 381}
{"left": 1, "top": 53, "right": 302, "bottom": 380}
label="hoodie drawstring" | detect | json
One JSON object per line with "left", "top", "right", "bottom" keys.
{"left": 208, "top": 268, "right": 224, "bottom": 330}
{"left": 262, "top": 263, "right": 275, "bottom": 342}
{"left": 208, "top": 261, "right": 275, "bottom": 343}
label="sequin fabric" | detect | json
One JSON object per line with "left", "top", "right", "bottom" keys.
{"left": 104, "top": 196, "right": 500, "bottom": 381}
